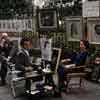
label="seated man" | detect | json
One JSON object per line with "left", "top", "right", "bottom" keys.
{"left": 15, "top": 38, "right": 33, "bottom": 92}
{"left": 58, "top": 40, "right": 89, "bottom": 90}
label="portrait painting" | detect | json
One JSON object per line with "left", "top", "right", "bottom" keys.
{"left": 37, "top": 8, "right": 58, "bottom": 32}
{"left": 65, "top": 17, "right": 83, "bottom": 41}
{"left": 87, "top": 18, "right": 100, "bottom": 44}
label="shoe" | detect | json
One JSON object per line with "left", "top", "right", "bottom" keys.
{"left": 59, "top": 85, "right": 66, "bottom": 92}
{"left": 53, "top": 87, "right": 61, "bottom": 97}
{"left": 59, "top": 87, "right": 66, "bottom": 92}
{"left": 54, "top": 90, "right": 61, "bottom": 97}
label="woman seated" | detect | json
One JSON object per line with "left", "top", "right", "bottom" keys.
{"left": 58, "top": 40, "right": 89, "bottom": 90}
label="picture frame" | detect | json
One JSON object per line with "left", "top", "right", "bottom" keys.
{"left": 65, "top": 17, "right": 83, "bottom": 41}
{"left": 36, "top": 8, "right": 58, "bottom": 32}
{"left": 52, "top": 48, "right": 62, "bottom": 73}
{"left": 87, "top": 17, "right": 100, "bottom": 44}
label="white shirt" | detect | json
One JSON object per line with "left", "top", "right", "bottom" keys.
{"left": 23, "top": 49, "right": 29, "bottom": 56}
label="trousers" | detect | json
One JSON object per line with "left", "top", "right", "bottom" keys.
{"left": 0, "top": 61, "right": 8, "bottom": 84}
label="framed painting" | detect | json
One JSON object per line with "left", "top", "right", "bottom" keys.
{"left": 52, "top": 48, "right": 62, "bottom": 73}
{"left": 65, "top": 17, "right": 83, "bottom": 41}
{"left": 36, "top": 8, "right": 58, "bottom": 32}
{"left": 87, "top": 18, "right": 100, "bottom": 44}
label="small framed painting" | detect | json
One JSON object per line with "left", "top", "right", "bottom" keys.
{"left": 87, "top": 18, "right": 100, "bottom": 44}
{"left": 65, "top": 17, "right": 83, "bottom": 41}
{"left": 37, "top": 8, "right": 58, "bottom": 32}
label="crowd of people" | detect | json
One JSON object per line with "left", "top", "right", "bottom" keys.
{"left": 0, "top": 33, "right": 92, "bottom": 95}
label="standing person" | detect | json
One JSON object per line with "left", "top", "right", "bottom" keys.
{"left": 15, "top": 38, "right": 33, "bottom": 92}
{"left": 0, "top": 33, "right": 13, "bottom": 86}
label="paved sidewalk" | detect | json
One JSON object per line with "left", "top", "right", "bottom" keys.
{"left": 0, "top": 80, "right": 100, "bottom": 100}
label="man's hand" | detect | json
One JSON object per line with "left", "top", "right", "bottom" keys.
{"left": 6, "top": 56, "right": 11, "bottom": 62}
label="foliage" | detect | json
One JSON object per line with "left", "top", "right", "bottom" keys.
{"left": 22, "top": 31, "right": 32, "bottom": 37}
{"left": 0, "top": 0, "right": 33, "bottom": 19}
{"left": 43, "top": 0, "right": 82, "bottom": 17}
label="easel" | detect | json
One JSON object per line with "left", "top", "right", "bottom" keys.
{"left": 39, "top": 32, "right": 54, "bottom": 85}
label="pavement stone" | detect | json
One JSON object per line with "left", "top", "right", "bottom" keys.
{"left": 0, "top": 79, "right": 100, "bottom": 100}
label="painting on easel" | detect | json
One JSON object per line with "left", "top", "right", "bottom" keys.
{"left": 37, "top": 8, "right": 58, "bottom": 32}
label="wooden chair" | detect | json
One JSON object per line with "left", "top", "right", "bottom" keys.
{"left": 61, "top": 59, "right": 87, "bottom": 91}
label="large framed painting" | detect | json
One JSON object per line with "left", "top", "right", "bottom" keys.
{"left": 36, "top": 8, "right": 58, "bottom": 32}
{"left": 65, "top": 17, "right": 83, "bottom": 41}
{"left": 87, "top": 18, "right": 100, "bottom": 44}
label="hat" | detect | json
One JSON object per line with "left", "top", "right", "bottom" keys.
{"left": 2, "top": 33, "right": 8, "bottom": 37}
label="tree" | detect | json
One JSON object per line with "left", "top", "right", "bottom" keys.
{"left": 43, "top": 0, "right": 82, "bottom": 17}
{"left": 0, "top": 0, "right": 33, "bottom": 19}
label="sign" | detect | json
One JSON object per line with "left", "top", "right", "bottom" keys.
{"left": 83, "top": 1, "right": 100, "bottom": 17}
{"left": 0, "top": 19, "right": 33, "bottom": 32}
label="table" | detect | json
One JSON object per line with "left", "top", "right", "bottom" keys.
{"left": 25, "top": 68, "right": 54, "bottom": 96}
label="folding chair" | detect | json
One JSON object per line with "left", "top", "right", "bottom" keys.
{"left": 7, "top": 63, "right": 25, "bottom": 97}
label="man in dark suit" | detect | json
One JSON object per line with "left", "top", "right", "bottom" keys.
{"left": 15, "top": 38, "right": 33, "bottom": 92}
{"left": 0, "top": 33, "right": 14, "bottom": 86}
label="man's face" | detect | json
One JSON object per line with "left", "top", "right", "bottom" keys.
{"left": 23, "top": 41, "right": 31, "bottom": 49}
{"left": 2, "top": 36, "right": 9, "bottom": 41}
